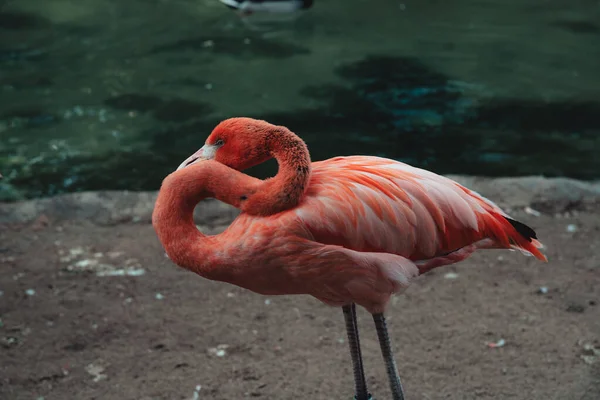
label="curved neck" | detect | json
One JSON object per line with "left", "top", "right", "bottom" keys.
{"left": 152, "top": 161, "right": 261, "bottom": 279}
{"left": 242, "top": 125, "right": 312, "bottom": 216}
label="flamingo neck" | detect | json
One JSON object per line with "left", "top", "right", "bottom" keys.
{"left": 152, "top": 161, "right": 261, "bottom": 279}
{"left": 241, "top": 126, "right": 312, "bottom": 216}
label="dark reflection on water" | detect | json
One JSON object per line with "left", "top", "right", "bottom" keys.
{"left": 5, "top": 54, "right": 599, "bottom": 199}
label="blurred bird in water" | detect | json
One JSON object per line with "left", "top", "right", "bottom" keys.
{"left": 219, "top": 0, "right": 314, "bottom": 16}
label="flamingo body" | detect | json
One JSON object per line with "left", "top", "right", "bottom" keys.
{"left": 160, "top": 156, "right": 544, "bottom": 314}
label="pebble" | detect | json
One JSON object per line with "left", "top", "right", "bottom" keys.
{"left": 192, "top": 385, "right": 202, "bottom": 400}
{"left": 487, "top": 338, "right": 506, "bottom": 348}
{"left": 25, "top": 289, "right": 35, "bottom": 296}
{"left": 208, "top": 344, "right": 229, "bottom": 357}
{"left": 537, "top": 286, "right": 549, "bottom": 294}
{"left": 155, "top": 293, "right": 164, "bottom": 300}
{"left": 524, "top": 206, "right": 541, "bottom": 217}
{"left": 85, "top": 363, "right": 107, "bottom": 382}
{"left": 444, "top": 272, "right": 459, "bottom": 279}
{"left": 566, "top": 224, "right": 578, "bottom": 233}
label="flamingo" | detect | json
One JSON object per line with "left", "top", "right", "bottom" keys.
{"left": 153, "top": 118, "right": 547, "bottom": 400}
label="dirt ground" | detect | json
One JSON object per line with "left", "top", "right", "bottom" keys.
{"left": 1, "top": 184, "right": 599, "bottom": 400}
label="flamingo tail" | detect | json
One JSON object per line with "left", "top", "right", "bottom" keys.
{"left": 502, "top": 216, "right": 547, "bottom": 261}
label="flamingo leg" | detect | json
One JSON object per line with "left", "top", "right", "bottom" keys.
{"left": 372, "top": 313, "right": 405, "bottom": 400}
{"left": 342, "top": 304, "right": 371, "bottom": 400}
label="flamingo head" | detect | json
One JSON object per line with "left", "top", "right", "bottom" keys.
{"left": 177, "top": 117, "right": 274, "bottom": 171}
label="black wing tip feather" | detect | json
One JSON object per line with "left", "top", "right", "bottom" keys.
{"left": 505, "top": 217, "right": 538, "bottom": 242}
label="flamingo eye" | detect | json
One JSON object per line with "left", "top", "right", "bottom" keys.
{"left": 215, "top": 139, "right": 224, "bottom": 146}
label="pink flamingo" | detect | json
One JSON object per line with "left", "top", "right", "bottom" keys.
{"left": 153, "top": 118, "right": 547, "bottom": 400}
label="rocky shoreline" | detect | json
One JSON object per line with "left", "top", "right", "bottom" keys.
{"left": 1, "top": 175, "right": 599, "bottom": 226}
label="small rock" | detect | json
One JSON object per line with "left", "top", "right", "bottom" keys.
{"left": 85, "top": 363, "right": 107, "bottom": 382}
{"left": 264, "top": 299, "right": 271, "bottom": 305}
{"left": 580, "top": 343, "right": 600, "bottom": 365}
{"left": 1, "top": 336, "right": 18, "bottom": 348}
{"left": 566, "top": 224, "right": 578, "bottom": 233}
{"left": 537, "top": 286, "right": 549, "bottom": 294}
{"left": 208, "top": 344, "right": 229, "bottom": 357}
{"left": 69, "top": 247, "right": 85, "bottom": 256}
{"left": 155, "top": 293, "right": 164, "bottom": 300}
{"left": 487, "top": 338, "right": 506, "bottom": 348}
{"left": 96, "top": 267, "right": 146, "bottom": 277}
{"left": 524, "top": 206, "right": 541, "bottom": 217}
{"left": 444, "top": 272, "right": 459, "bottom": 279}
{"left": 191, "top": 384, "right": 202, "bottom": 400}
{"left": 25, "top": 289, "right": 35, "bottom": 296}
{"left": 75, "top": 259, "right": 98, "bottom": 268}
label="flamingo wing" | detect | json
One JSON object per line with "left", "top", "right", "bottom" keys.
{"left": 292, "top": 156, "right": 545, "bottom": 263}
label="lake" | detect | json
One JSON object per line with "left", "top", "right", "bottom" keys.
{"left": 1, "top": 0, "right": 599, "bottom": 200}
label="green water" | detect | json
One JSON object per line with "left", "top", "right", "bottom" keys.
{"left": 1, "top": 0, "right": 599, "bottom": 200}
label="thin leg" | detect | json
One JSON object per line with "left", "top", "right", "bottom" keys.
{"left": 350, "top": 303, "right": 369, "bottom": 399}
{"left": 342, "top": 304, "right": 370, "bottom": 400}
{"left": 372, "top": 313, "right": 405, "bottom": 400}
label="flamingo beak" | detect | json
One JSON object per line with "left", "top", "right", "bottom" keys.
{"left": 176, "top": 144, "right": 218, "bottom": 171}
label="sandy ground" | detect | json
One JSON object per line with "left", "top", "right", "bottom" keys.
{"left": 1, "top": 177, "right": 599, "bottom": 400}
